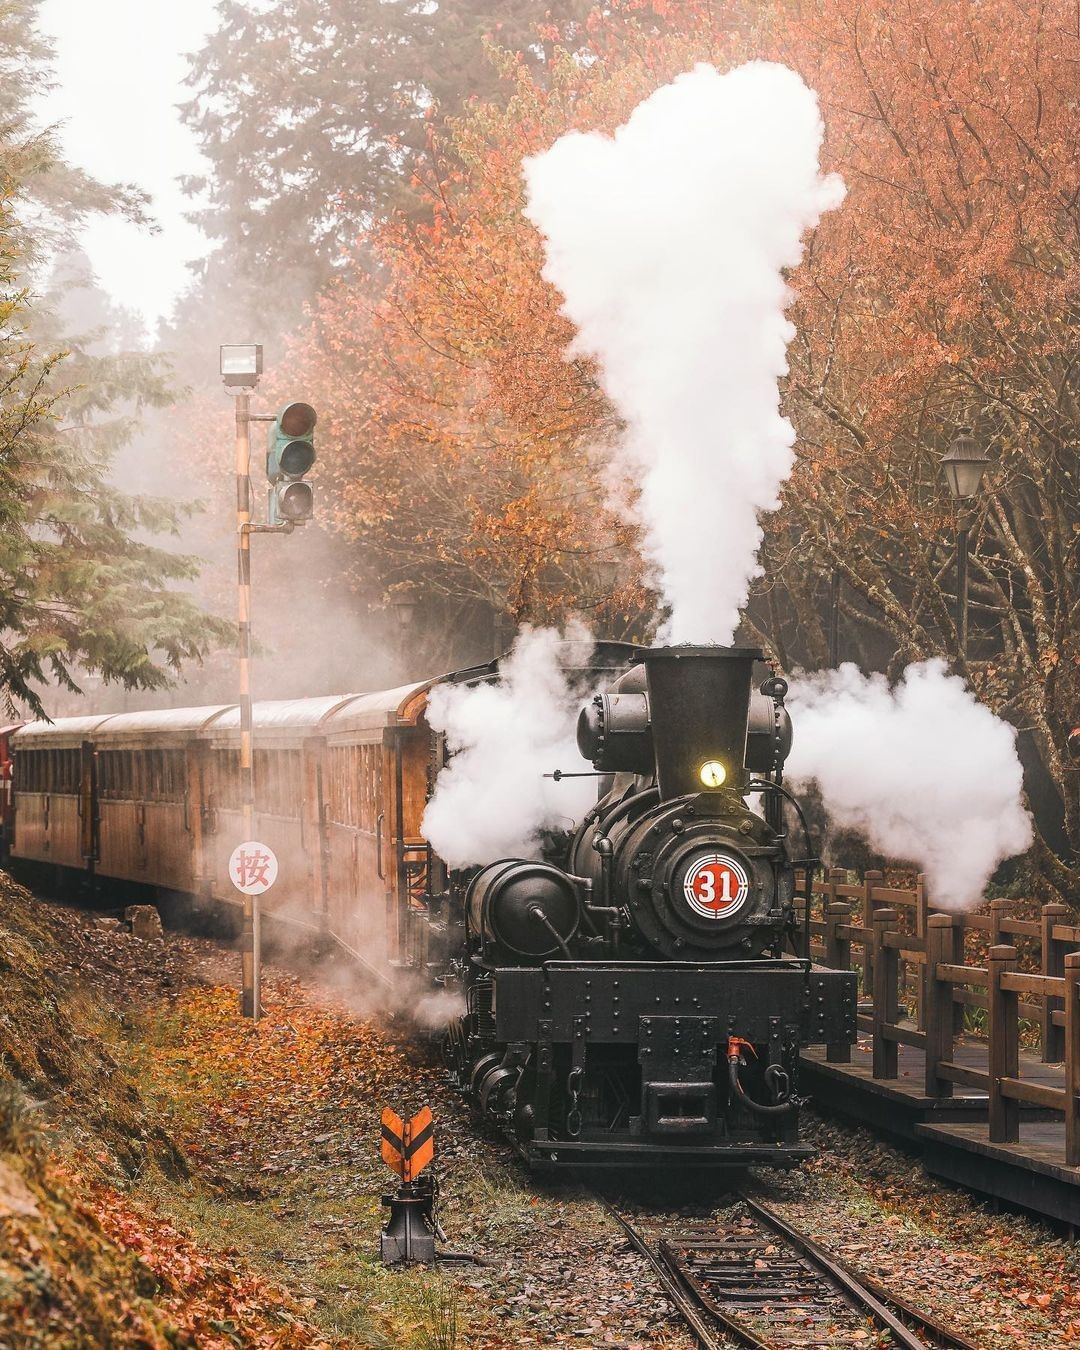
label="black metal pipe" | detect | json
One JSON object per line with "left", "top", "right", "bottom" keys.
{"left": 727, "top": 1055, "right": 796, "bottom": 1116}
{"left": 593, "top": 786, "right": 659, "bottom": 843}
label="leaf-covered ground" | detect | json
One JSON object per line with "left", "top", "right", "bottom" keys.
{"left": 0, "top": 872, "right": 332, "bottom": 1348}
{"left": 1, "top": 870, "right": 1076, "bottom": 1347}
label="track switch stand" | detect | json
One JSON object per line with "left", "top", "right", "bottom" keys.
{"left": 379, "top": 1105, "right": 436, "bottom": 1265}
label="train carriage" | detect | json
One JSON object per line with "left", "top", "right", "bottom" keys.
{"left": 7, "top": 641, "right": 857, "bottom": 1172}
{"left": 90, "top": 707, "right": 232, "bottom": 893}
{"left": 10, "top": 715, "right": 113, "bottom": 872}
{"left": 320, "top": 681, "right": 437, "bottom": 976}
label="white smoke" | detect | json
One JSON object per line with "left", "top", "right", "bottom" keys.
{"left": 422, "top": 624, "right": 598, "bottom": 869}
{"left": 786, "top": 662, "right": 1033, "bottom": 908}
{"left": 523, "top": 61, "right": 845, "bottom": 642}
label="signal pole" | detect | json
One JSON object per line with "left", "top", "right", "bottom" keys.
{"left": 233, "top": 388, "right": 259, "bottom": 1019}
{"left": 221, "top": 346, "right": 318, "bottom": 1021}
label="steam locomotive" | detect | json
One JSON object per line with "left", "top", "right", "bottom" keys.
{"left": 7, "top": 641, "right": 855, "bottom": 1170}
{"left": 447, "top": 644, "right": 856, "bottom": 1168}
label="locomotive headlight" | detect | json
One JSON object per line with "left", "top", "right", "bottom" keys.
{"left": 698, "top": 760, "right": 726, "bottom": 788}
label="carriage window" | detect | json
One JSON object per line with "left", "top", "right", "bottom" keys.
{"left": 47, "top": 748, "right": 82, "bottom": 794}
{"left": 98, "top": 752, "right": 114, "bottom": 798}
{"left": 15, "top": 749, "right": 46, "bottom": 792}
{"left": 361, "top": 745, "right": 380, "bottom": 830}
{"left": 322, "top": 744, "right": 380, "bottom": 829}
{"left": 161, "top": 749, "right": 184, "bottom": 801}
{"left": 253, "top": 748, "right": 301, "bottom": 816}
{"left": 213, "top": 749, "right": 240, "bottom": 809}
{"left": 54, "top": 748, "right": 79, "bottom": 793}
{"left": 327, "top": 747, "right": 345, "bottom": 824}
{"left": 139, "top": 749, "right": 182, "bottom": 802}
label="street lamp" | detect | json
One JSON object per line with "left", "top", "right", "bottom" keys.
{"left": 595, "top": 557, "right": 619, "bottom": 598}
{"left": 940, "top": 426, "right": 990, "bottom": 501}
{"left": 388, "top": 587, "right": 420, "bottom": 629}
{"left": 387, "top": 588, "right": 419, "bottom": 674}
{"left": 940, "top": 426, "right": 990, "bottom": 659}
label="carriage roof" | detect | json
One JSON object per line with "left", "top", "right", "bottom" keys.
{"left": 11, "top": 675, "right": 445, "bottom": 752}
{"left": 13, "top": 714, "right": 120, "bottom": 748}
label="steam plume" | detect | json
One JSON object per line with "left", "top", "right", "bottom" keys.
{"left": 422, "top": 624, "right": 597, "bottom": 869}
{"left": 786, "top": 662, "right": 1033, "bottom": 908}
{"left": 523, "top": 61, "right": 844, "bottom": 642}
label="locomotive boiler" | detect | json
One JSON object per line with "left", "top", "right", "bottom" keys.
{"left": 447, "top": 645, "right": 857, "bottom": 1167}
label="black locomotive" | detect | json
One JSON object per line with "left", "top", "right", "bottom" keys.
{"left": 445, "top": 644, "right": 857, "bottom": 1168}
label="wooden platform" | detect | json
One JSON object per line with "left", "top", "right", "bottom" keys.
{"left": 799, "top": 1039, "right": 1060, "bottom": 1138}
{"left": 800, "top": 1038, "right": 1077, "bottom": 1228}
{"left": 915, "top": 1121, "right": 1080, "bottom": 1228}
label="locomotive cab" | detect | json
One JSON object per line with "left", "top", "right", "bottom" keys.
{"left": 446, "top": 644, "right": 857, "bottom": 1169}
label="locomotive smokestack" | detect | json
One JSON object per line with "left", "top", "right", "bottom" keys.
{"left": 637, "top": 646, "right": 761, "bottom": 799}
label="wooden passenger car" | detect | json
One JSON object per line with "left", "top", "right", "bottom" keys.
{"left": 9, "top": 715, "right": 114, "bottom": 872}
{"left": 90, "top": 707, "right": 233, "bottom": 892}
{"left": 8, "top": 679, "right": 445, "bottom": 976}
{"left": 319, "top": 681, "right": 436, "bottom": 974}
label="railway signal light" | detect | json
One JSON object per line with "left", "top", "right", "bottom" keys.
{"left": 266, "top": 401, "right": 317, "bottom": 524}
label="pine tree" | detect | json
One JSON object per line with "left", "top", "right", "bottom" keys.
{"left": 0, "top": 2, "right": 232, "bottom": 717}
{"left": 178, "top": 0, "right": 591, "bottom": 287}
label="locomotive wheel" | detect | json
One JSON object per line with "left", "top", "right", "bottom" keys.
{"left": 478, "top": 1063, "right": 518, "bottom": 1117}
{"left": 468, "top": 1051, "right": 502, "bottom": 1099}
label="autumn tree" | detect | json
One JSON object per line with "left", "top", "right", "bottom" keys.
{"left": 279, "top": 0, "right": 1074, "bottom": 884}
{"left": 178, "top": 0, "right": 594, "bottom": 297}
{"left": 287, "top": 47, "right": 671, "bottom": 660}
{"left": 753, "top": 0, "right": 1078, "bottom": 893}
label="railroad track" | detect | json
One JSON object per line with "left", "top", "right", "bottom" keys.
{"left": 595, "top": 1189, "right": 975, "bottom": 1350}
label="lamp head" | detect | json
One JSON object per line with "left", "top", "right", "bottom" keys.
{"left": 220, "top": 344, "right": 263, "bottom": 389}
{"left": 941, "top": 426, "right": 989, "bottom": 500}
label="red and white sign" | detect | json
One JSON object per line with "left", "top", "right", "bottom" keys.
{"left": 229, "top": 840, "right": 278, "bottom": 896}
{"left": 683, "top": 853, "right": 750, "bottom": 920}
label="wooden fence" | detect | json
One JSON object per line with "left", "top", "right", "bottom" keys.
{"left": 796, "top": 869, "right": 1080, "bottom": 1167}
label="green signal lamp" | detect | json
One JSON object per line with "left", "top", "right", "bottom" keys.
{"left": 267, "top": 402, "right": 317, "bottom": 524}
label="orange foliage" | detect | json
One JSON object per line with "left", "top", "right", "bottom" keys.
{"left": 284, "top": 1, "right": 1073, "bottom": 852}
{"left": 0, "top": 1153, "right": 326, "bottom": 1348}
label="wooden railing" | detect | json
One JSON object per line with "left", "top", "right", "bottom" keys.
{"left": 796, "top": 869, "right": 1080, "bottom": 1167}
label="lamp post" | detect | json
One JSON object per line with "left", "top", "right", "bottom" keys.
{"left": 940, "top": 426, "right": 990, "bottom": 660}
{"left": 828, "top": 569, "right": 841, "bottom": 667}
{"left": 222, "top": 345, "right": 264, "bottom": 1020}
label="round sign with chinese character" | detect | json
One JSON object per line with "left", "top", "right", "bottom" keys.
{"left": 682, "top": 853, "right": 750, "bottom": 920}
{"left": 229, "top": 840, "right": 278, "bottom": 896}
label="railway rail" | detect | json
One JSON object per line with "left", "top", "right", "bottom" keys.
{"left": 595, "top": 1188, "right": 976, "bottom": 1350}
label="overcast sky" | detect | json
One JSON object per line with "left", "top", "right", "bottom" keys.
{"left": 36, "top": 0, "right": 220, "bottom": 338}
